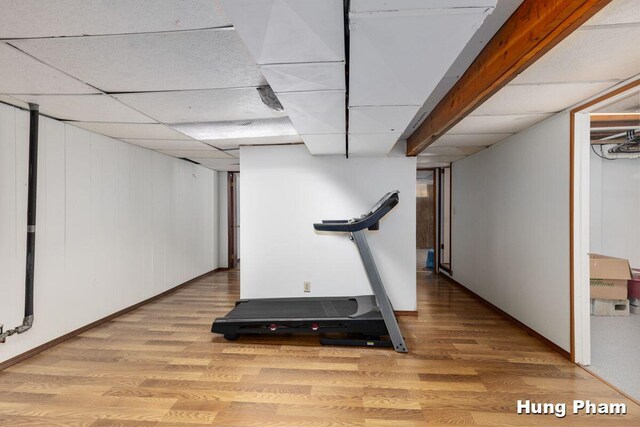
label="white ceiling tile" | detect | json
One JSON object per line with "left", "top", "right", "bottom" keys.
{"left": 0, "top": 1, "right": 230, "bottom": 38}
{"left": 349, "top": 7, "right": 493, "bottom": 106}
{"left": 203, "top": 135, "right": 303, "bottom": 149}
{"left": 188, "top": 158, "right": 240, "bottom": 170}
{"left": 277, "top": 91, "right": 345, "bottom": 134}
{"left": 400, "top": 77, "right": 458, "bottom": 139}
{"left": 593, "top": 91, "right": 640, "bottom": 113}
{"left": 349, "top": 133, "right": 402, "bottom": 155}
{"left": 349, "top": 106, "right": 419, "bottom": 133}
{"left": 8, "top": 29, "right": 265, "bottom": 92}
{"left": 399, "top": 0, "right": 524, "bottom": 139}
{"left": 351, "top": 0, "right": 496, "bottom": 12}
{"left": 0, "top": 42, "right": 98, "bottom": 95}
{"left": 220, "top": 0, "right": 344, "bottom": 64}
{"left": 13, "top": 94, "right": 155, "bottom": 123}
{"left": 115, "top": 88, "right": 286, "bottom": 124}
{"left": 171, "top": 117, "right": 298, "bottom": 140}
{"left": 302, "top": 134, "right": 345, "bottom": 155}
{"left": 260, "top": 63, "right": 345, "bottom": 93}
{"left": 121, "top": 139, "right": 211, "bottom": 150}
{"left": 423, "top": 146, "right": 486, "bottom": 156}
{"left": 513, "top": 26, "right": 640, "bottom": 84}
{"left": 0, "top": 94, "right": 27, "bottom": 109}
{"left": 417, "top": 162, "right": 451, "bottom": 168}
{"left": 442, "top": 0, "right": 522, "bottom": 79}
{"left": 417, "top": 155, "right": 467, "bottom": 163}
{"left": 585, "top": 0, "right": 640, "bottom": 26}
{"left": 433, "top": 133, "right": 512, "bottom": 146}
{"left": 473, "top": 81, "right": 617, "bottom": 115}
{"left": 69, "top": 122, "right": 191, "bottom": 139}
{"left": 447, "top": 114, "right": 552, "bottom": 134}
{"left": 158, "top": 149, "right": 233, "bottom": 159}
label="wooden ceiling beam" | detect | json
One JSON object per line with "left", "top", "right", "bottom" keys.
{"left": 406, "top": 0, "right": 612, "bottom": 156}
{"left": 590, "top": 113, "right": 640, "bottom": 128}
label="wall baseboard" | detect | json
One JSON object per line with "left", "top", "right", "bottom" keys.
{"left": 0, "top": 268, "right": 222, "bottom": 371}
{"left": 394, "top": 310, "right": 418, "bottom": 316}
{"left": 439, "top": 273, "right": 571, "bottom": 360}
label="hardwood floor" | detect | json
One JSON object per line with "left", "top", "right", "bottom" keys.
{"left": 1, "top": 269, "right": 638, "bottom": 426}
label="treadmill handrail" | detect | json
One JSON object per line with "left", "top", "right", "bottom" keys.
{"left": 313, "top": 191, "right": 399, "bottom": 232}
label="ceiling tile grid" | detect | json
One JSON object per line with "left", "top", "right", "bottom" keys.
{"left": 259, "top": 63, "right": 345, "bottom": 93}
{"left": 347, "top": 2, "right": 496, "bottom": 155}
{"left": 121, "top": 139, "right": 215, "bottom": 151}
{"left": 114, "top": 88, "right": 287, "bottom": 124}
{"left": 220, "top": 0, "right": 346, "bottom": 155}
{"left": 0, "top": 42, "right": 99, "bottom": 95}
{"left": 434, "top": 0, "right": 638, "bottom": 168}
{"left": 70, "top": 122, "right": 193, "bottom": 140}
{"left": 171, "top": 117, "right": 298, "bottom": 141}
{"left": 302, "top": 134, "right": 346, "bottom": 155}
{"left": 276, "top": 91, "right": 345, "bottom": 135}
{"left": 219, "top": 0, "right": 344, "bottom": 64}
{"left": 0, "top": 0, "right": 303, "bottom": 168}
{"left": 0, "top": 0, "right": 231, "bottom": 38}
{"left": 8, "top": 29, "right": 266, "bottom": 93}
{"left": 399, "top": 0, "right": 525, "bottom": 140}
{"left": 12, "top": 94, "right": 156, "bottom": 123}
{"left": 201, "top": 134, "right": 303, "bottom": 149}
{"left": 158, "top": 149, "right": 234, "bottom": 159}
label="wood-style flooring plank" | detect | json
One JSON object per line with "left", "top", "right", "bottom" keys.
{"left": 0, "top": 269, "right": 638, "bottom": 425}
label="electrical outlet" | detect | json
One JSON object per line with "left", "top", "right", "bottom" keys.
{"left": 304, "top": 281, "right": 311, "bottom": 293}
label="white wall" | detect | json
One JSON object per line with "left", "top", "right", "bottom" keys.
{"left": 240, "top": 145, "right": 417, "bottom": 311}
{"left": 451, "top": 112, "right": 571, "bottom": 351}
{"left": 0, "top": 103, "right": 218, "bottom": 363}
{"left": 590, "top": 151, "right": 640, "bottom": 267}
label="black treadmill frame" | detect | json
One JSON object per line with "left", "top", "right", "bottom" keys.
{"left": 211, "top": 191, "right": 409, "bottom": 353}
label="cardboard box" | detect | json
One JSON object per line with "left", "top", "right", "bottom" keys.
{"left": 629, "top": 269, "right": 640, "bottom": 299}
{"left": 589, "top": 254, "right": 632, "bottom": 300}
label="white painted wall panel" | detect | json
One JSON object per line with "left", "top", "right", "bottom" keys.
{"left": 0, "top": 104, "right": 218, "bottom": 363}
{"left": 240, "top": 145, "right": 416, "bottom": 310}
{"left": 590, "top": 151, "right": 640, "bottom": 267}
{"left": 451, "top": 113, "right": 571, "bottom": 351}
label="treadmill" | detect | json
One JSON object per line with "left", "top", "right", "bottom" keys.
{"left": 211, "top": 191, "right": 408, "bottom": 353}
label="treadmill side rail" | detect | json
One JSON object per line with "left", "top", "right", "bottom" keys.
{"left": 352, "top": 229, "right": 408, "bottom": 353}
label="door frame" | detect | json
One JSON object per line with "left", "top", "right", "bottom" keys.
{"left": 227, "top": 171, "right": 239, "bottom": 269}
{"left": 570, "top": 78, "right": 640, "bottom": 364}
{"left": 417, "top": 168, "right": 439, "bottom": 272}
{"left": 438, "top": 166, "right": 453, "bottom": 275}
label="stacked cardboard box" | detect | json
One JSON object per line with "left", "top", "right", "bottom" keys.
{"left": 590, "top": 254, "right": 633, "bottom": 316}
{"left": 630, "top": 269, "right": 640, "bottom": 315}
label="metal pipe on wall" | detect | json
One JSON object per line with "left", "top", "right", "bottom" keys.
{"left": 0, "top": 103, "right": 39, "bottom": 343}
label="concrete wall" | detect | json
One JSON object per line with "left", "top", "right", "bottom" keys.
{"left": 239, "top": 145, "right": 417, "bottom": 310}
{"left": 0, "top": 103, "right": 218, "bottom": 363}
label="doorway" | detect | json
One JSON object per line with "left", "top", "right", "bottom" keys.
{"left": 417, "top": 170, "right": 436, "bottom": 273}
{"left": 228, "top": 172, "right": 240, "bottom": 269}
{"left": 572, "top": 79, "right": 639, "bottom": 399}
{"left": 438, "top": 167, "right": 452, "bottom": 274}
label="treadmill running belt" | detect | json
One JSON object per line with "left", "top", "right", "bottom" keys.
{"left": 228, "top": 298, "right": 358, "bottom": 319}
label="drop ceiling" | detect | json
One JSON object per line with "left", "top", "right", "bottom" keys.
{"left": 418, "top": 0, "right": 640, "bottom": 168}
{"left": 223, "top": 0, "right": 498, "bottom": 156}
{"left": 1, "top": 0, "right": 632, "bottom": 172}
